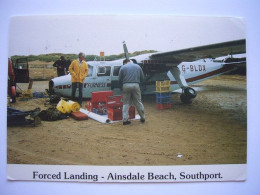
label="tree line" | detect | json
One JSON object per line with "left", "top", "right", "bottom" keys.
{"left": 11, "top": 50, "right": 157, "bottom": 63}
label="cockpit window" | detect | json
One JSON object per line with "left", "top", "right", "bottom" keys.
{"left": 97, "top": 66, "right": 111, "bottom": 76}
{"left": 113, "top": 66, "right": 121, "bottom": 76}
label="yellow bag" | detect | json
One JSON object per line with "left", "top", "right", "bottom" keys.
{"left": 56, "top": 99, "right": 68, "bottom": 114}
{"left": 56, "top": 99, "right": 80, "bottom": 114}
{"left": 66, "top": 100, "right": 80, "bottom": 112}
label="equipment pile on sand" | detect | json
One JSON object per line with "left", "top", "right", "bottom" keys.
{"left": 56, "top": 99, "right": 81, "bottom": 114}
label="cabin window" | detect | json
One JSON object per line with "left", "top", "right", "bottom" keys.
{"left": 87, "top": 65, "right": 93, "bottom": 77}
{"left": 113, "top": 66, "right": 121, "bottom": 76}
{"left": 97, "top": 66, "right": 111, "bottom": 76}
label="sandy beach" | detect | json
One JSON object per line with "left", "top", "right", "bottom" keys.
{"left": 7, "top": 75, "right": 247, "bottom": 165}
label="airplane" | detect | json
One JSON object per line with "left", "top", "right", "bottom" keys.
{"left": 48, "top": 39, "right": 246, "bottom": 104}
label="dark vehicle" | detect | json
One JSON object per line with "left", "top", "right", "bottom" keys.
{"left": 13, "top": 58, "right": 30, "bottom": 83}
{"left": 8, "top": 57, "right": 30, "bottom": 103}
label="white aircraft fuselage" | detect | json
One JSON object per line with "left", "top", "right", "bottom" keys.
{"left": 49, "top": 40, "right": 245, "bottom": 103}
{"left": 49, "top": 55, "right": 236, "bottom": 98}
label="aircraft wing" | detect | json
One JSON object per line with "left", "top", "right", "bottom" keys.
{"left": 150, "top": 39, "right": 246, "bottom": 65}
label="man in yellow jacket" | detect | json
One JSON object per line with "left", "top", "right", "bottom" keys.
{"left": 69, "top": 52, "right": 88, "bottom": 106}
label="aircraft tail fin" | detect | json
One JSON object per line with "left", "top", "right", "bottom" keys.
{"left": 223, "top": 56, "right": 246, "bottom": 66}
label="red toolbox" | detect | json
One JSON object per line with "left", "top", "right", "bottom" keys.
{"left": 106, "top": 95, "right": 123, "bottom": 109}
{"left": 107, "top": 107, "right": 122, "bottom": 121}
{"left": 107, "top": 106, "right": 135, "bottom": 121}
{"left": 86, "top": 91, "right": 114, "bottom": 112}
{"left": 92, "top": 91, "right": 113, "bottom": 103}
{"left": 70, "top": 111, "right": 88, "bottom": 120}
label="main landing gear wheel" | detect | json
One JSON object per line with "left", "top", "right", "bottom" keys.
{"left": 184, "top": 87, "right": 197, "bottom": 99}
{"left": 180, "top": 87, "right": 197, "bottom": 104}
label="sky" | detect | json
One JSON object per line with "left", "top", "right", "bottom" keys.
{"left": 8, "top": 15, "right": 246, "bottom": 56}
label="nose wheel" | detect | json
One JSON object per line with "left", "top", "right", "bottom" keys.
{"left": 180, "top": 87, "right": 197, "bottom": 104}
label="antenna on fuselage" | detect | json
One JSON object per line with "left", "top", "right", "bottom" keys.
{"left": 123, "top": 41, "right": 130, "bottom": 60}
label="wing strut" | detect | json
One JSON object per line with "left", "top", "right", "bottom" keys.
{"left": 170, "top": 67, "right": 197, "bottom": 104}
{"left": 170, "top": 67, "right": 188, "bottom": 88}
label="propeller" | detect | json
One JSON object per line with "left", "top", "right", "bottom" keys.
{"left": 123, "top": 41, "right": 130, "bottom": 60}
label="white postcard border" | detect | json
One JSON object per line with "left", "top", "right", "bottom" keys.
{"left": 7, "top": 164, "right": 246, "bottom": 183}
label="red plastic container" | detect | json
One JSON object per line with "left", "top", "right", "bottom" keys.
{"left": 156, "top": 103, "right": 172, "bottom": 110}
{"left": 107, "top": 106, "right": 135, "bottom": 121}
{"left": 86, "top": 101, "right": 92, "bottom": 111}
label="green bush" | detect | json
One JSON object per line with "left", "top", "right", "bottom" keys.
{"left": 10, "top": 50, "right": 157, "bottom": 63}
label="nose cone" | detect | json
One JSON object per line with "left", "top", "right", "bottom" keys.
{"left": 48, "top": 74, "right": 72, "bottom": 95}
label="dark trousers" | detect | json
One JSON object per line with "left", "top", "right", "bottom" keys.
{"left": 71, "top": 82, "right": 83, "bottom": 105}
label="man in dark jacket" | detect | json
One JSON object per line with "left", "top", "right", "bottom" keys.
{"left": 53, "top": 56, "right": 66, "bottom": 77}
{"left": 65, "top": 57, "right": 71, "bottom": 74}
